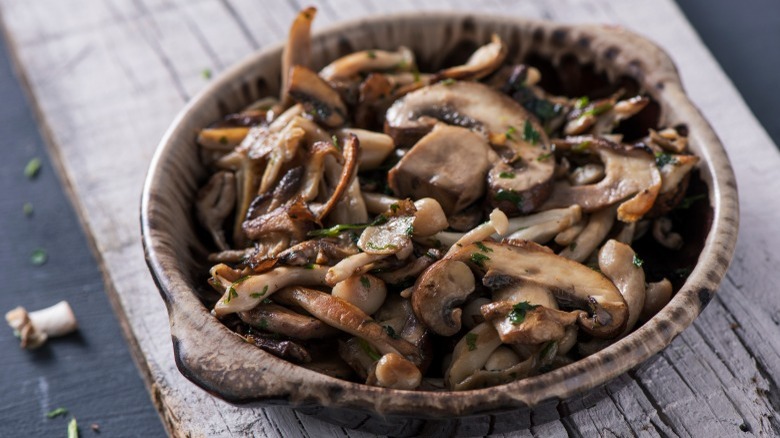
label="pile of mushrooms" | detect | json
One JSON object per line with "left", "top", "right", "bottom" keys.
{"left": 195, "top": 7, "right": 701, "bottom": 391}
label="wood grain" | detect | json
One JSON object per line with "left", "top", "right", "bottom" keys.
{"left": 1, "top": 0, "right": 778, "bottom": 436}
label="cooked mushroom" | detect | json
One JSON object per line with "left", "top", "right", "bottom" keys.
{"left": 641, "top": 278, "right": 673, "bottom": 321}
{"left": 411, "top": 259, "right": 475, "bottom": 336}
{"left": 280, "top": 6, "right": 316, "bottom": 108}
{"left": 367, "top": 352, "right": 422, "bottom": 390}
{"left": 197, "top": 127, "right": 251, "bottom": 151}
{"left": 213, "top": 265, "right": 330, "bottom": 317}
{"left": 653, "top": 216, "right": 683, "bottom": 249}
{"left": 649, "top": 128, "right": 688, "bottom": 154}
{"left": 374, "top": 251, "right": 439, "bottom": 285}
{"left": 288, "top": 66, "right": 348, "bottom": 128}
{"left": 239, "top": 304, "right": 338, "bottom": 339}
{"left": 568, "top": 163, "right": 605, "bottom": 186}
{"left": 484, "top": 346, "right": 521, "bottom": 371}
{"left": 335, "top": 128, "right": 394, "bottom": 170}
{"left": 554, "top": 219, "right": 586, "bottom": 246}
{"left": 385, "top": 81, "right": 555, "bottom": 214}
{"left": 598, "top": 239, "right": 646, "bottom": 335}
{"left": 506, "top": 205, "right": 582, "bottom": 244}
{"left": 319, "top": 47, "right": 415, "bottom": 82}
{"left": 558, "top": 206, "right": 616, "bottom": 263}
{"left": 312, "top": 134, "right": 360, "bottom": 222}
{"left": 650, "top": 153, "right": 700, "bottom": 216}
{"left": 196, "top": 171, "right": 236, "bottom": 250}
{"left": 244, "top": 333, "right": 311, "bottom": 363}
{"left": 544, "top": 136, "right": 662, "bottom": 223}
{"left": 388, "top": 123, "right": 493, "bottom": 215}
{"left": 461, "top": 297, "right": 491, "bottom": 330}
{"left": 444, "top": 208, "right": 508, "bottom": 256}
{"left": 444, "top": 322, "right": 502, "bottom": 389}
{"left": 332, "top": 274, "right": 387, "bottom": 315}
{"left": 434, "top": 34, "right": 507, "bottom": 82}
{"left": 441, "top": 240, "right": 628, "bottom": 338}
{"left": 274, "top": 287, "right": 421, "bottom": 364}
{"left": 5, "top": 301, "right": 78, "bottom": 349}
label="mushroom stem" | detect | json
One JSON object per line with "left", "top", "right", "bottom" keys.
{"left": 5, "top": 301, "right": 78, "bottom": 349}
{"left": 445, "top": 208, "right": 508, "bottom": 257}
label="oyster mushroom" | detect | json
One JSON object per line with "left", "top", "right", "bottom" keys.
{"left": 558, "top": 206, "right": 616, "bottom": 263}
{"left": 279, "top": 6, "right": 316, "bottom": 108}
{"left": 319, "top": 47, "right": 415, "bottom": 82}
{"left": 311, "top": 134, "right": 360, "bottom": 222}
{"left": 196, "top": 171, "right": 236, "bottom": 251}
{"left": 335, "top": 128, "right": 394, "bottom": 170}
{"left": 212, "top": 264, "right": 329, "bottom": 317}
{"left": 299, "top": 140, "right": 341, "bottom": 202}
{"left": 650, "top": 128, "right": 688, "bottom": 154}
{"left": 244, "top": 333, "right": 311, "bottom": 363}
{"left": 641, "top": 278, "right": 673, "bottom": 321}
{"left": 5, "top": 301, "right": 78, "bottom": 349}
{"left": 653, "top": 216, "right": 683, "bottom": 249}
{"left": 598, "top": 239, "right": 646, "bottom": 335}
{"left": 434, "top": 34, "right": 507, "bottom": 82}
{"left": 444, "top": 208, "right": 508, "bottom": 256}
{"left": 506, "top": 205, "right": 582, "bottom": 244}
{"left": 388, "top": 123, "right": 493, "bottom": 215}
{"left": 238, "top": 304, "right": 338, "bottom": 340}
{"left": 554, "top": 219, "right": 586, "bottom": 246}
{"left": 332, "top": 274, "right": 387, "bottom": 315}
{"left": 374, "top": 251, "right": 440, "bottom": 285}
{"left": 288, "top": 65, "right": 348, "bottom": 128}
{"left": 444, "top": 322, "right": 502, "bottom": 389}
{"left": 274, "top": 287, "right": 421, "bottom": 364}
{"left": 440, "top": 240, "right": 628, "bottom": 338}
{"left": 650, "top": 153, "right": 700, "bottom": 216}
{"left": 545, "top": 136, "right": 662, "bottom": 223}
{"left": 385, "top": 82, "right": 555, "bottom": 214}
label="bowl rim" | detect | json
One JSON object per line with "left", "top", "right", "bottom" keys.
{"left": 141, "top": 10, "right": 739, "bottom": 417}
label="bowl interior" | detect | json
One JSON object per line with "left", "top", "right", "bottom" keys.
{"left": 141, "top": 12, "right": 738, "bottom": 418}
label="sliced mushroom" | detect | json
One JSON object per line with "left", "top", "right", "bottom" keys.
{"left": 362, "top": 192, "right": 401, "bottom": 215}
{"left": 444, "top": 322, "right": 502, "bottom": 389}
{"left": 388, "top": 124, "right": 493, "bottom": 215}
{"left": 244, "top": 333, "right": 310, "bottom": 363}
{"left": 5, "top": 301, "right": 78, "bottom": 349}
{"left": 374, "top": 251, "right": 439, "bottom": 285}
{"left": 454, "top": 355, "right": 537, "bottom": 391}
{"left": 320, "top": 47, "right": 415, "bottom": 82}
{"left": 554, "top": 219, "right": 586, "bottom": 246}
{"left": 445, "top": 208, "right": 509, "bottom": 257}
{"left": 313, "top": 134, "right": 360, "bottom": 222}
{"left": 197, "top": 127, "right": 251, "bottom": 151}
{"left": 238, "top": 304, "right": 339, "bottom": 340}
{"left": 277, "top": 236, "right": 359, "bottom": 267}
{"left": 650, "top": 153, "right": 700, "bottom": 216}
{"left": 242, "top": 197, "right": 316, "bottom": 246}
{"left": 332, "top": 274, "right": 387, "bottom": 315}
{"left": 650, "top": 128, "right": 688, "bottom": 154}
{"left": 545, "top": 136, "right": 662, "bottom": 223}
{"left": 212, "top": 265, "right": 329, "bottom": 317}
{"left": 441, "top": 241, "right": 628, "bottom": 338}
{"left": 434, "top": 34, "right": 507, "bottom": 82}
{"left": 652, "top": 216, "right": 682, "bottom": 249}
{"left": 335, "top": 128, "right": 394, "bottom": 170}
{"left": 326, "top": 252, "right": 387, "bottom": 285}
{"left": 196, "top": 171, "right": 236, "bottom": 250}
{"left": 280, "top": 6, "right": 316, "bottom": 108}
{"left": 299, "top": 141, "right": 340, "bottom": 202}
{"left": 288, "top": 66, "right": 348, "bottom": 128}
{"left": 367, "top": 352, "right": 423, "bottom": 390}
{"left": 641, "top": 278, "right": 673, "bottom": 321}
{"left": 558, "top": 206, "right": 616, "bottom": 263}
{"left": 506, "top": 205, "right": 582, "bottom": 244}
{"left": 274, "top": 287, "right": 421, "bottom": 364}
{"left": 568, "top": 163, "right": 605, "bottom": 186}
{"left": 411, "top": 259, "right": 475, "bottom": 336}
{"left": 598, "top": 239, "right": 646, "bottom": 335}
{"left": 385, "top": 82, "right": 555, "bottom": 214}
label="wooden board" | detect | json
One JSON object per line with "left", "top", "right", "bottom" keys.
{"left": 1, "top": 0, "right": 779, "bottom": 436}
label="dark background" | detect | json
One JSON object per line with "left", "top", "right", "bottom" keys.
{"left": 0, "top": 1, "right": 777, "bottom": 436}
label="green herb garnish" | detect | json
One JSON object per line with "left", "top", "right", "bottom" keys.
{"left": 358, "top": 339, "right": 381, "bottom": 361}
{"left": 389, "top": 203, "right": 399, "bottom": 213}
{"left": 23, "top": 202, "right": 33, "bottom": 217}
{"left": 360, "top": 276, "right": 371, "bottom": 289}
{"left": 475, "top": 242, "right": 493, "bottom": 253}
{"left": 384, "top": 325, "right": 400, "bottom": 339}
{"left": 470, "top": 252, "right": 490, "bottom": 268}
{"left": 68, "top": 418, "right": 78, "bottom": 438}
{"left": 583, "top": 101, "right": 613, "bottom": 117}
{"left": 366, "top": 50, "right": 376, "bottom": 59}
{"left": 632, "top": 254, "right": 644, "bottom": 268}
{"left": 537, "top": 152, "right": 553, "bottom": 161}
{"left": 366, "top": 242, "right": 398, "bottom": 251}
{"left": 572, "top": 140, "right": 592, "bottom": 153}
{"left": 412, "top": 67, "right": 421, "bottom": 82}
{"left": 303, "top": 263, "right": 315, "bottom": 270}
{"left": 218, "top": 135, "right": 228, "bottom": 145}
{"left": 46, "top": 408, "right": 68, "bottom": 418}
{"left": 307, "top": 223, "right": 370, "bottom": 237}
{"left": 250, "top": 285, "right": 269, "bottom": 299}
{"left": 31, "top": 249, "right": 47, "bottom": 266}
{"left": 574, "top": 96, "right": 590, "bottom": 109}
{"left": 441, "top": 78, "right": 456, "bottom": 86}
{"left": 499, "top": 171, "right": 515, "bottom": 179}
{"left": 331, "top": 135, "right": 339, "bottom": 148}
{"left": 24, "top": 157, "right": 42, "bottom": 179}
{"left": 224, "top": 286, "right": 239, "bottom": 304}
{"left": 201, "top": 68, "right": 212, "bottom": 79}
{"left": 405, "top": 224, "right": 414, "bottom": 236}
{"left": 508, "top": 301, "right": 540, "bottom": 325}
{"left": 522, "top": 120, "right": 540, "bottom": 145}
{"left": 258, "top": 318, "right": 269, "bottom": 330}
{"left": 465, "top": 333, "right": 478, "bottom": 351}
{"left": 676, "top": 194, "right": 706, "bottom": 210}
{"left": 655, "top": 151, "right": 678, "bottom": 167}
{"left": 505, "top": 125, "right": 517, "bottom": 140}
{"left": 569, "top": 242, "right": 577, "bottom": 251}
{"left": 494, "top": 189, "right": 523, "bottom": 208}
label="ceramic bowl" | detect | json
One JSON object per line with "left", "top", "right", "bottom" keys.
{"left": 141, "top": 12, "right": 738, "bottom": 436}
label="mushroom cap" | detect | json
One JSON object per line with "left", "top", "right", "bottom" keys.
{"left": 411, "top": 259, "right": 476, "bottom": 336}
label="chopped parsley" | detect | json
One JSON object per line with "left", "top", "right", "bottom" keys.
{"left": 465, "top": 332, "right": 478, "bottom": 351}
{"left": 632, "top": 254, "right": 644, "bottom": 268}
{"left": 654, "top": 151, "right": 678, "bottom": 167}
{"left": 499, "top": 171, "right": 515, "bottom": 179}
{"left": 505, "top": 125, "right": 517, "bottom": 140}
{"left": 331, "top": 135, "right": 339, "bottom": 148}
{"left": 258, "top": 318, "right": 269, "bottom": 330}
{"left": 405, "top": 224, "right": 415, "bottom": 236}
{"left": 522, "top": 120, "right": 540, "bottom": 145}
{"left": 201, "top": 68, "right": 212, "bottom": 79}
{"left": 23, "top": 202, "right": 33, "bottom": 217}
{"left": 308, "top": 223, "right": 369, "bottom": 237}
{"left": 250, "top": 285, "right": 269, "bottom": 299}
{"left": 262, "top": 298, "right": 273, "bottom": 304}
{"left": 574, "top": 96, "right": 590, "bottom": 109}
{"left": 366, "top": 50, "right": 376, "bottom": 59}
{"left": 572, "top": 140, "right": 592, "bottom": 153}
{"left": 24, "top": 157, "right": 42, "bottom": 179}
{"left": 583, "top": 101, "right": 613, "bottom": 117}
{"left": 537, "top": 152, "right": 553, "bottom": 161}
{"left": 369, "top": 214, "right": 389, "bottom": 226}
{"left": 389, "top": 203, "right": 399, "bottom": 213}
{"left": 224, "top": 286, "right": 239, "bottom": 304}
{"left": 494, "top": 189, "right": 524, "bottom": 209}
{"left": 218, "top": 135, "right": 228, "bottom": 145}
{"left": 470, "top": 252, "right": 490, "bottom": 268}
{"left": 358, "top": 339, "right": 381, "bottom": 361}
{"left": 360, "top": 276, "right": 371, "bottom": 289}
{"left": 676, "top": 194, "right": 707, "bottom": 210}
{"left": 46, "top": 408, "right": 68, "bottom": 419}
{"left": 303, "top": 263, "right": 316, "bottom": 270}
{"left": 30, "top": 249, "right": 47, "bottom": 266}
{"left": 508, "top": 301, "right": 540, "bottom": 325}
{"left": 366, "top": 242, "right": 398, "bottom": 251}
{"left": 441, "top": 78, "right": 456, "bottom": 86}
{"left": 475, "top": 242, "right": 493, "bottom": 253}
{"left": 384, "top": 325, "right": 400, "bottom": 339}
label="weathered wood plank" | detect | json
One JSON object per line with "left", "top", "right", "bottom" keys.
{"left": 2, "top": 0, "right": 779, "bottom": 436}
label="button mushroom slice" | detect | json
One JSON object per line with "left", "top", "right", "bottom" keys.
{"left": 196, "top": 171, "right": 236, "bottom": 251}
{"left": 367, "top": 352, "right": 423, "bottom": 390}
{"left": 212, "top": 264, "right": 329, "bottom": 317}
{"left": 545, "top": 136, "right": 661, "bottom": 223}
{"left": 197, "top": 127, "right": 251, "bottom": 151}
{"left": 652, "top": 216, "right": 683, "bottom": 250}
{"left": 332, "top": 274, "right": 387, "bottom": 315}
{"left": 410, "top": 198, "right": 449, "bottom": 237}
{"left": 279, "top": 6, "right": 316, "bottom": 108}
{"left": 274, "top": 286, "right": 422, "bottom": 364}
{"left": 506, "top": 205, "right": 582, "bottom": 244}
{"left": 319, "top": 46, "right": 415, "bottom": 82}
{"left": 335, "top": 128, "right": 394, "bottom": 171}
{"left": 480, "top": 279, "right": 579, "bottom": 345}
{"left": 558, "top": 206, "right": 616, "bottom": 263}
{"left": 411, "top": 259, "right": 476, "bottom": 337}
{"left": 434, "top": 34, "right": 507, "bottom": 82}
{"left": 444, "top": 241, "right": 628, "bottom": 338}
{"left": 238, "top": 303, "right": 339, "bottom": 340}
{"left": 243, "top": 333, "right": 311, "bottom": 363}
{"left": 641, "top": 278, "right": 673, "bottom": 321}
{"left": 444, "top": 322, "right": 503, "bottom": 390}
{"left": 598, "top": 239, "right": 646, "bottom": 335}
{"left": 385, "top": 82, "right": 555, "bottom": 214}
{"left": 287, "top": 65, "right": 348, "bottom": 128}
{"left": 388, "top": 124, "right": 493, "bottom": 215}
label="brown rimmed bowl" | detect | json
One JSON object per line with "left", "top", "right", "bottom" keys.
{"left": 141, "top": 12, "right": 739, "bottom": 436}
